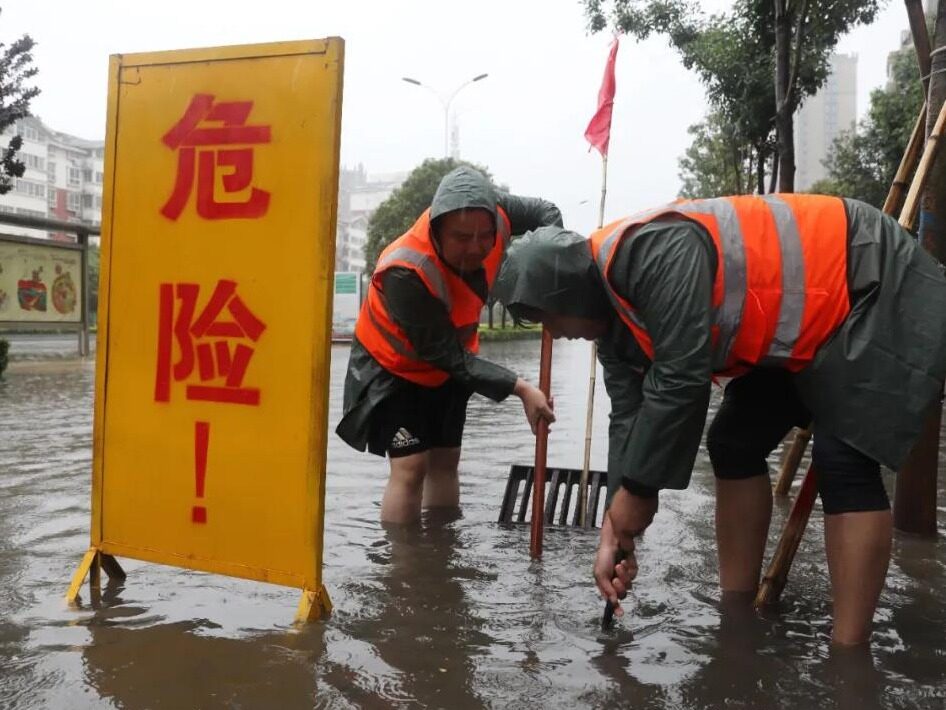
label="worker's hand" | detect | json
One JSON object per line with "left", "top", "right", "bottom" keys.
{"left": 513, "top": 378, "right": 555, "bottom": 434}
{"left": 593, "top": 515, "right": 637, "bottom": 616}
{"left": 605, "top": 487, "right": 658, "bottom": 568}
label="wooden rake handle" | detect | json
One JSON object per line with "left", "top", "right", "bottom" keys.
{"left": 530, "top": 328, "right": 554, "bottom": 559}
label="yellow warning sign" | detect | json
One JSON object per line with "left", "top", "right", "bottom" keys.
{"left": 67, "top": 38, "right": 344, "bottom": 621}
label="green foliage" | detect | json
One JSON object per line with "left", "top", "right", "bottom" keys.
{"left": 0, "top": 338, "right": 8, "bottom": 378}
{"left": 363, "top": 157, "right": 493, "bottom": 273}
{"left": 583, "top": 0, "right": 884, "bottom": 191}
{"left": 815, "top": 49, "right": 924, "bottom": 208}
{"left": 0, "top": 11, "right": 39, "bottom": 195}
{"left": 678, "top": 109, "right": 759, "bottom": 198}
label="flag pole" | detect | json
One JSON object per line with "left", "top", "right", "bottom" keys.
{"left": 577, "top": 36, "right": 618, "bottom": 527}
{"left": 578, "top": 154, "right": 608, "bottom": 527}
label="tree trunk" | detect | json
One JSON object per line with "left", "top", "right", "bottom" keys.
{"left": 488, "top": 300, "right": 494, "bottom": 329}
{"left": 774, "top": 0, "right": 796, "bottom": 193}
{"left": 895, "top": 0, "right": 946, "bottom": 536}
{"left": 756, "top": 146, "right": 766, "bottom": 194}
{"left": 769, "top": 150, "right": 780, "bottom": 194}
{"left": 732, "top": 142, "right": 743, "bottom": 194}
{"left": 501, "top": 304, "right": 507, "bottom": 329}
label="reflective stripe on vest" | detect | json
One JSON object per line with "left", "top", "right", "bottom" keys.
{"left": 590, "top": 195, "right": 850, "bottom": 375}
{"left": 354, "top": 206, "right": 511, "bottom": 387}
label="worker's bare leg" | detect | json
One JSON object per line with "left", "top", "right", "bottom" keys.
{"left": 423, "top": 447, "right": 461, "bottom": 509}
{"left": 381, "top": 452, "right": 428, "bottom": 524}
{"left": 824, "top": 510, "right": 891, "bottom": 645}
{"left": 716, "top": 475, "right": 773, "bottom": 592}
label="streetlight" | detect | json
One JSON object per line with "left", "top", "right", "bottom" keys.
{"left": 401, "top": 73, "right": 489, "bottom": 158}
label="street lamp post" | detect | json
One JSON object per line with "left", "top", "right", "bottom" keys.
{"left": 401, "top": 73, "right": 489, "bottom": 158}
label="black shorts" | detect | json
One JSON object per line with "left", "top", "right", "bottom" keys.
{"left": 367, "top": 379, "right": 472, "bottom": 458}
{"left": 706, "top": 369, "right": 889, "bottom": 514}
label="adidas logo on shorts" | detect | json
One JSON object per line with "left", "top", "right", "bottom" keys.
{"left": 391, "top": 427, "right": 421, "bottom": 449}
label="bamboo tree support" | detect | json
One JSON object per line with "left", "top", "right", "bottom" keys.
{"left": 773, "top": 427, "right": 812, "bottom": 496}
{"left": 578, "top": 155, "right": 609, "bottom": 527}
{"left": 899, "top": 97, "right": 946, "bottom": 231}
{"left": 755, "top": 465, "right": 818, "bottom": 606}
{"left": 883, "top": 104, "right": 928, "bottom": 216}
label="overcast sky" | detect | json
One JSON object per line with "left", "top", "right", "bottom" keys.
{"left": 2, "top": 0, "right": 919, "bottom": 233}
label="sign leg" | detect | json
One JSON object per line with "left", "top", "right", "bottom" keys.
{"left": 294, "top": 585, "right": 333, "bottom": 624}
{"left": 65, "top": 548, "right": 99, "bottom": 604}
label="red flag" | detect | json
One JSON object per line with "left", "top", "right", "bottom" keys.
{"left": 584, "top": 37, "right": 619, "bottom": 157}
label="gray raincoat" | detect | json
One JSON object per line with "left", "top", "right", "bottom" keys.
{"left": 494, "top": 198, "right": 946, "bottom": 499}
{"left": 336, "top": 167, "right": 563, "bottom": 453}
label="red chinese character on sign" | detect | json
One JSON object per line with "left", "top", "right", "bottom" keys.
{"left": 160, "top": 94, "right": 272, "bottom": 221}
{"left": 154, "top": 280, "right": 267, "bottom": 406}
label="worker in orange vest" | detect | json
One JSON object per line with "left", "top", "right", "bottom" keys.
{"left": 494, "top": 194, "right": 946, "bottom": 645}
{"left": 337, "top": 166, "right": 559, "bottom": 524}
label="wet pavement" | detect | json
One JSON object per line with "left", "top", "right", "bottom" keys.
{"left": 1, "top": 339, "right": 945, "bottom": 709}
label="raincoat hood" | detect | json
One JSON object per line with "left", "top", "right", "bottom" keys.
{"left": 429, "top": 166, "right": 498, "bottom": 223}
{"left": 494, "top": 226, "right": 611, "bottom": 320}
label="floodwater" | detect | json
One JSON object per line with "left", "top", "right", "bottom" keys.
{"left": 1, "top": 339, "right": 945, "bottom": 709}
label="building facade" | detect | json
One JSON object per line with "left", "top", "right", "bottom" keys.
{"left": 794, "top": 53, "right": 858, "bottom": 191}
{"left": 0, "top": 116, "right": 104, "bottom": 240}
{"left": 335, "top": 165, "right": 406, "bottom": 272}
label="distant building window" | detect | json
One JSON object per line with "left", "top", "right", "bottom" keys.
{"left": 15, "top": 178, "right": 45, "bottom": 198}
{"left": 82, "top": 193, "right": 94, "bottom": 208}
{"left": 94, "top": 195, "right": 102, "bottom": 209}
{"left": 47, "top": 161, "right": 56, "bottom": 181}
{"left": 67, "top": 191, "right": 81, "bottom": 211}
{"left": 95, "top": 171, "right": 104, "bottom": 183}
{"left": 82, "top": 168, "right": 92, "bottom": 182}
{"left": 24, "top": 153, "right": 45, "bottom": 171}
{"left": 17, "top": 124, "right": 40, "bottom": 142}
{"left": 68, "top": 167, "right": 81, "bottom": 187}
{"left": 48, "top": 188, "right": 57, "bottom": 207}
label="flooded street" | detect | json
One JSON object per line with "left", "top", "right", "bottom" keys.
{"left": 2, "top": 339, "right": 946, "bottom": 709}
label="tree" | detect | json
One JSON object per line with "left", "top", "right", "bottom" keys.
{"left": 811, "top": 49, "right": 924, "bottom": 209}
{"left": 678, "top": 109, "right": 760, "bottom": 198}
{"left": 582, "top": 0, "right": 883, "bottom": 192}
{"left": 363, "top": 157, "right": 493, "bottom": 273}
{"left": 772, "top": 0, "right": 882, "bottom": 192}
{"left": 0, "top": 12, "right": 39, "bottom": 195}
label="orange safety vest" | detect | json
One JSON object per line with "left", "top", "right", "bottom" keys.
{"left": 589, "top": 194, "right": 851, "bottom": 376}
{"left": 355, "top": 206, "right": 511, "bottom": 386}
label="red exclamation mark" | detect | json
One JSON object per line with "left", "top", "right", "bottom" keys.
{"left": 192, "top": 421, "right": 210, "bottom": 524}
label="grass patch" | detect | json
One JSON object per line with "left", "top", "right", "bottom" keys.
{"left": 478, "top": 324, "right": 542, "bottom": 342}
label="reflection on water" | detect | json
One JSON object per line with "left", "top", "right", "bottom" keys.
{"left": 1, "top": 340, "right": 946, "bottom": 708}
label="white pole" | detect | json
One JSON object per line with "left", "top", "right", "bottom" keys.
{"left": 578, "top": 154, "right": 608, "bottom": 527}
